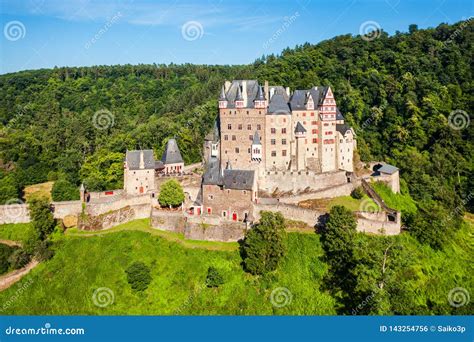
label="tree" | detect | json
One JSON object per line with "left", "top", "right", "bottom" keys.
{"left": 8, "top": 249, "right": 31, "bottom": 269}
{"left": 28, "top": 197, "right": 56, "bottom": 241}
{"left": 320, "top": 205, "right": 357, "bottom": 275}
{"left": 158, "top": 179, "right": 185, "bottom": 208}
{"left": 206, "top": 266, "right": 224, "bottom": 288}
{"left": 0, "top": 175, "right": 19, "bottom": 203}
{"left": 351, "top": 186, "right": 364, "bottom": 199}
{"left": 125, "top": 261, "right": 152, "bottom": 291}
{"left": 51, "top": 179, "right": 80, "bottom": 201}
{"left": 240, "top": 211, "right": 287, "bottom": 275}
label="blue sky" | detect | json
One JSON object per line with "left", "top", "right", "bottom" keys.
{"left": 0, "top": 0, "right": 472, "bottom": 74}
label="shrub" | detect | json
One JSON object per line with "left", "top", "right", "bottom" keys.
{"left": 158, "top": 179, "right": 185, "bottom": 208}
{"left": 206, "top": 266, "right": 224, "bottom": 287}
{"left": 0, "top": 244, "right": 16, "bottom": 274}
{"left": 28, "top": 197, "right": 56, "bottom": 240}
{"left": 34, "top": 240, "right": 55, "bottom": 262}
{"left": 52, "top": 179, "right": 80, "bottom": 201}
{"left": 240, "top": 211, "right": 287, "bottom": 275}
{"left": 351, "top": 186, "right": 364, "bottom": 199}
{"left": 125, "top": 262, "right": 152, "bottom": 291}
{"left": 8, "top": 249, "right": 31, "bottom": 269}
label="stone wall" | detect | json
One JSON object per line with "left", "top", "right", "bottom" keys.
{"left": 52, "top": 201, "right": 82, "bottom": 219}
{"left": 253, "top": 203, "right": 324, "bottom": 227}
{"left": 0, "top": 204, "right": 29, "bottom": 224}
{"left": 185, "top": 218, "right": 247, "bottom": 242}
{"left": 150, "top": 209, "right": 186, "bottom": 233}
{"left": 259, "top": 169, "right": 348, "bottom": 194}
{"left": 78, "top": 204, "right": 150, "bottom": 230}
{"left": 86, "top": 194, "right": 151, "bottom": 216}
{"left": 278, "top": 181, "right": 358, "bottom": 204}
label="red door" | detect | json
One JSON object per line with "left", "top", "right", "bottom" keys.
{"left": 232, "top": 212, "right": 237, "bottom": 221}
{"left": 197, "top": 208, "right": 201, "bottom": 215}
{"left": 139, "top": 186, "right": 144, "bottom": 194}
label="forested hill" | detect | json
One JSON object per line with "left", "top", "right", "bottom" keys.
{"left": 0, "top": 20, "right": 472, "bottom": 220}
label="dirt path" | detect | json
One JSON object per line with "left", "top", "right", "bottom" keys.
{"left": 0, "top": 239, "right": 22, "bottom": 247}
{"left": 0, "top": 259, "right": 39, "bottom": 292}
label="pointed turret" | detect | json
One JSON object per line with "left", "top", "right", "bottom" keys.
{"left": 295, "top": 122, "right": 307, "bottom": 134}
{"left": 254, "top": 85, "right": 266, "bottom": 109}
{"left": 219, "top": 85, "right": 226, "bottom": 100}
{"left": 252, "top": 131, "right": 261, "bottom": 145}
{"left": 251, "top": 131, "right": 262, "bottom": 162}
{"left": 235, "top": 85, "right": 243, "bottom": 101}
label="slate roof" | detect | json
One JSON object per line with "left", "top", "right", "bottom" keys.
{"left": 255, "top": 85, "right": 265, "bottom": 101}
{"left": 223, "top": 169, "right": 255, "bottom": 190}
{"left": 336, "top": 124, "right": 351, "bottom": 135}
{"left": 378, "top": 164, "right": 399, "bottom": 175}
{"left": 224, "top": 80, "right": 260, "bottom": 108}
{"left": 268, "top": 87, "right": 290, "bottom": 114}
{"left": 219, "top": 85, "right": 226, "bottom": 100}
{"left": 161, "top": 139, "right": 184, "bottom": 165}
{"left": 289, "top": 87, "right": 321, "bottom": 110}
{"left": 202, "top": 158, "right": 222, "bottom": 185}
{"left": 336, "top": 107, "right": 344, "bottom": 120}
{"left": 126, "top": 150, "right": 155, "bottom": 170}
{"left": 295, "top": 122, "right": 307, "bottom": 133}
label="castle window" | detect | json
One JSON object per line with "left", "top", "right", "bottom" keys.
{"left": 303, "top": 112, "right": 306, "bottom": 117}
{"left": 247, "top": 124, "right": 252, "bottom": 130}
{"left": 238, "top": 124, "right": 242, "bottom": 130}
{"left": 271, "top": 128, "right": 276, "bottom": 134}
{"left": 228, "top": 124, "right": 232, "bottom": 130}
{"left": 312, "top": 121, "right": 317, "bottom": 125}
{"left": 311, "top": 112, "right": 315, "bottom": 116}
{"left": 225, "top": 150, "right": 228, "bottom": 154}
{"left": 222, "top": 211, "right": 227, "bottom": 217}
{"left": 340, "top": 139, "right": 343, "bottom": 143}
{"left": 224, "top": 135, "right": 228, "bottom": 140}
{"left": 271, "top": 151, "right": 276, "bottom": 157}
{"left": 208, "top": 195, "right": 213, "bottom": 200}
{"left": 257, "top": 124, "right": 261, "bottom": 130}
{"left": 282, "top": 128, "right": 286, "bottom": 134}
{"left": 235, "top": 147, "right": 239, "bottom": 153}
{"left": 248, "top": 148, "right": 251, "bottom": 153}
{"left": 232, "top": 135, "right": 236, "bottom": 141}
{"left": 243, "top": 190, "right": 247, "bottom": 195}
{"left": 271, "top": 139, "right": 276, "bottom": 145}
{"left": 133, "top": 172, "right": 136, "bottom": 174}
{"left": 282, "top": 150, "right": 287, "bottom": 156}
{"left": 259, "top": 111, "right": 261, "bottom": 114}
{"left": 207, "top": 207, "right": 212, "bottom": 215}
{"left": 282, "top": 139, "right": 287, "bottom": 145}
{"left": 313, "top": 138, "right": 317, "bottom": 143}
{"left": 246, "top": 111, "right": 249, "bottom": 114}
{"left": 249, "top": 135, "right": 253, "bottom": 141}
{"left": 312, "top": 129, "right": 317, "bottom": 134}
{"left": 283, "top": 118, "right": 286, "bottom": 123}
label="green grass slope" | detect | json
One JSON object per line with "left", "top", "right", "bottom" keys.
{"left": 0, "top": 222, "right": 335, "bottom": 315}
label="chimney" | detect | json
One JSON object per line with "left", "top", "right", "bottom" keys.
{"left": 264, "top": 80, "right": 269, "bottom": 101}
{"left": 269, "top": 87, "right": 275, "bottom": 99}
{"left": 139, "top": 150, "right": 145, "bottom": 169}
{"left": 286, "top": 87, "right": 290, "bottom": 97}
{"left": 242, "top": 80, "right": 247, "bottom": 107}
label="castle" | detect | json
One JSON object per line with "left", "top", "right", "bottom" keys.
{"left": 201, "top": 80, "right": 357, "bottom": 222}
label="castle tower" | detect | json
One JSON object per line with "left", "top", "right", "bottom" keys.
{"left": 295, "top": 122, "right": 307, "bottom": 171}
{"left": 79, "top": 183, "right": 86, "bottom": 202}
{"left": 254, "top": 86, "right": 266, "bottom": 109}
